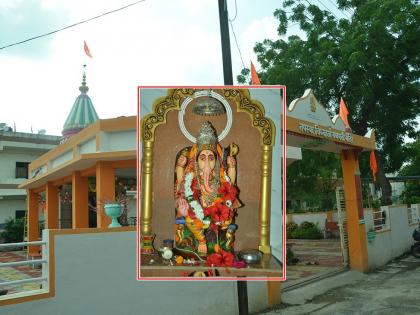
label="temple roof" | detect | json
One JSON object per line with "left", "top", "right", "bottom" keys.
{"left": 62, "top": 67, "right": 99, "bottom": 137}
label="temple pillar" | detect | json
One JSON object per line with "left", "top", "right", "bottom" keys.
{"left": 72, "top": 171, "right": 89, "bottom": 228}
{"left": 96, "top": 162, "right": 114, "bottom": 228}
{"left": 340, "top": 149, "right": 369, "bottom": 272}
{"left": 27, "top": 189, "right": 40, "bottom": 255}
{"left": 141, "top": 140, "right": 153, "bottom": 236}
{"left": 267, "top": 281, "right": 281, "bottom": 307}
{"left": 45, "top": 182, "right": 59, "bottom": 229}
{"left": 259, "top": 145, "right": 273, "bottom": 254}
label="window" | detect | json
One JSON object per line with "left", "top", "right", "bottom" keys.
{"left": 15, "top": 210, "right": 26, "bottom": 219}
{"left": 15, "top": 162, "right": 29, "bottom": 178}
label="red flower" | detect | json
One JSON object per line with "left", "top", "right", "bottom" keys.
{"left": 218, "top": 182, "right": 231, "bottom": 196}
{"left": 218, "top": 182, "right": 237, "bottom": 202}
{"left": 206, "top": 250, "right": 235, "bottom": 267}
{"left": 205, "top": 203, "right": 230, "bottom": 222}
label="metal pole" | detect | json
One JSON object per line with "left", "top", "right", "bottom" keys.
{"left": 218, "top": 1, "right": 249, "bottom": 313}
{"left": 237, "top": 277, "right": 249, "bottom": 315}
{"left": 218, "top": 0, "right": 233, "bottom": 85}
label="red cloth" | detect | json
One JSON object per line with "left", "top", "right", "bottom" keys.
{"left": 250, "top": 61, "right": 261, "bottom": 85}
{"left": 84, "top": 40, "right": 93, "bottom": 58}
{"left": 370, "top": 150, "right": 378, "bottom": 182}
{"left": 339, "top": 98, "right": 350, "bottom": 128}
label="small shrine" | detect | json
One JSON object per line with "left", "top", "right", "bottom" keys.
{"left": 139, "top": 87, "right": 284, "bottom": 278}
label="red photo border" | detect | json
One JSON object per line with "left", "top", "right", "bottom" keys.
{"left": 136, "top": 85, "right": 286, "bottom": 281}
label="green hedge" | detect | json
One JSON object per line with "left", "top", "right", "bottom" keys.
{"left": 287, "top": 221, "right": 323, "bottom": 239}
{"left": 0, "top": 218, "right": 25, "bottom": 243}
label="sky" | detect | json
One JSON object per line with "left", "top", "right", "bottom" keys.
{"left": 0, "top": 0, "right": 361, "bottom": 137}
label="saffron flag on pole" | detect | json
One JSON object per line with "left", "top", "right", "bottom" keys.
{"left": 84, "top": 40, "right": 93, "bottom": 58}
{"left": 250, "top": 61, "right": 261, "bottom": 85}
{"left": 339, "top": 98, "right": 350, "bottom": 129}
{"left": 370, "top": 150, "right": 378, "bottom": 183}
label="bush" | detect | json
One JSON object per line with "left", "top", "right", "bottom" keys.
{"left": 286, "top": 222, "right": 298, "bottom": 238}
{"left": 0, "top": 218, "right": 25, "bottom": 243}
{"left": 299, "top": 221, "right": 315, "bottom": 229}
{"left": 286, "top": 247, "right": 299, "bottom": 265}
{"left": 290, "top": 225, "right": 323, "bottom": 239}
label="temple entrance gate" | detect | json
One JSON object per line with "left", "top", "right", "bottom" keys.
{"left": 286, "top": 89, "right": 376, "bottom": 273}
{"left": 336, "top": 187, "right": 349, "bottom": 266}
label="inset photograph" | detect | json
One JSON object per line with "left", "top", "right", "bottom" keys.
{"left": 137, "top": 86, "right": 285, "bottom": 280}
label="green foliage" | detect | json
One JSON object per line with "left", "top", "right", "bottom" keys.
{"left": 287, "top": 150, "right": 340, "bottom": 211}
{"left": 286, "top": 222, "right": 298, "bottom": 238}
{"left": 400, "top": 133, "right": 420, "bottom": 205}
{"left": 0, "top": 218, "right": 25, "bottom": 243}
{"left": 299, "top": 221, "right": 315, "bottom": 229}
{"left": 291, "top": 225, "right": 323, "bottom": 239}
{"left": 371, "top": 199, "right": 381, "bottom": 209}
{"left": 288, "top": 222, "right": 323, "bottom": 239}
{"left": 238, "top": 0, "right": 420, "bottom": 203}
{"left": 286, "top": 246, "right": 299, "bottom": 265}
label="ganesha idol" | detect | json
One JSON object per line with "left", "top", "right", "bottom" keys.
{"left": 174, "top": 121, "right": 241, "bottom": 257}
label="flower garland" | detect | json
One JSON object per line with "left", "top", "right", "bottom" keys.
{"left": 183, "top": 172, "right": 238, "bottom": 226}
{"left": 184, "top": 173, "right": 205, "bottom": 221}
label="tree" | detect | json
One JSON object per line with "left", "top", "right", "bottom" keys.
{"left": 400, "top": 132, "right": 420, "bottom": 204}
{"left": 239, "top": 0, "right": 420, "bottom": 205}
{"left": 287, "top": 150, "right": 341, "bottom": 212}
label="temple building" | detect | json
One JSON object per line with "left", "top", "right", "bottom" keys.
{"left": 18, "top": 69, "right": 136, "bottom": 251}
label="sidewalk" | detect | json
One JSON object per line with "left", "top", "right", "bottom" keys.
{"left": 258, "top": 255, "right": 420, "bottom": 315}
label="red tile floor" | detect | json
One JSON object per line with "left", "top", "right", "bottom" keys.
{"left": 285, "top": 239, "right": 346, "bottom": 287}
{"left": 0, "top": 250, "right": 42, "bottom": 295}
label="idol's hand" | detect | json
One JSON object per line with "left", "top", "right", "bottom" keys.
{"left": 177, "top": 155, "right": 187, "bottom": 167}
{"left": 227, "top": 156, "right": 236, "bottom": 167}
{"left": 176, "top": 198, "right": 189, "bottom": 216}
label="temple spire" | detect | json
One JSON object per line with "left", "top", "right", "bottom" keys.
{"left": 79, "top": 64, "right": 89, "bottom": 94}
{"left": 61, "top": 64, "right": 99, "bottom": 142}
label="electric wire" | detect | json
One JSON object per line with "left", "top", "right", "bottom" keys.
{"left": 229, "top": 20, "right": 246, "bottom": 70}
{"left": 325, "top": 0, "right": 351, "bottom": 19}
{"left": 0, "top": 0, "right": 146, "bottom": 50}
{"left": 228, "top": 0, "right": 238, "bottom": 22}
{"left": 313, "top": 0, "right": 340, "bottom": 20}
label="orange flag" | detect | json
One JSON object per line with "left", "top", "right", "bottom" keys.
{"left": 339, "top": 98, "right": 350, "bottom": 128}
{"left": 250, "top": 61, "right": 261, "bottom": 85}
{"left": 84, "top": 40, "right": 93, "bottom": 58}
{"left": 370, "top": 150, "right": 378, "bottom": 182}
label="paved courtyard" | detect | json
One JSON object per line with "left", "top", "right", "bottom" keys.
{"left": 285, "top": 239, "right": 345, "bottom": 287}
{"left": 261, "top": 255, "right": 420, "bottom": 315}
{"left": 0, "top": 250, "right": 41, "bottom": 295}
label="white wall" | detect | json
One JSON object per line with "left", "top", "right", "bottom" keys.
{"left": 78, "top": 137, "right": 96, "bottom": 154}
{"left": 0, "top": 151, "right": 40, "bottom": 179}
{"left": 51, "top": 150, "right": 73, "bottom": 169}
{"left": 365, "top": 205, "right": 417, "bottom": 270}
{"left": 0, "top": 199, "right": 26, "bottom": 227}
{"left": 100, "top": 130, "right": 136, "bottom": 152}
{"left": 1, "top": 230, "right": 270, "bottom": 315}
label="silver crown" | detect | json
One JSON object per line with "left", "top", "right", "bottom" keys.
{"left": 196, "top": 122, "right": 218, "bottom": 152}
